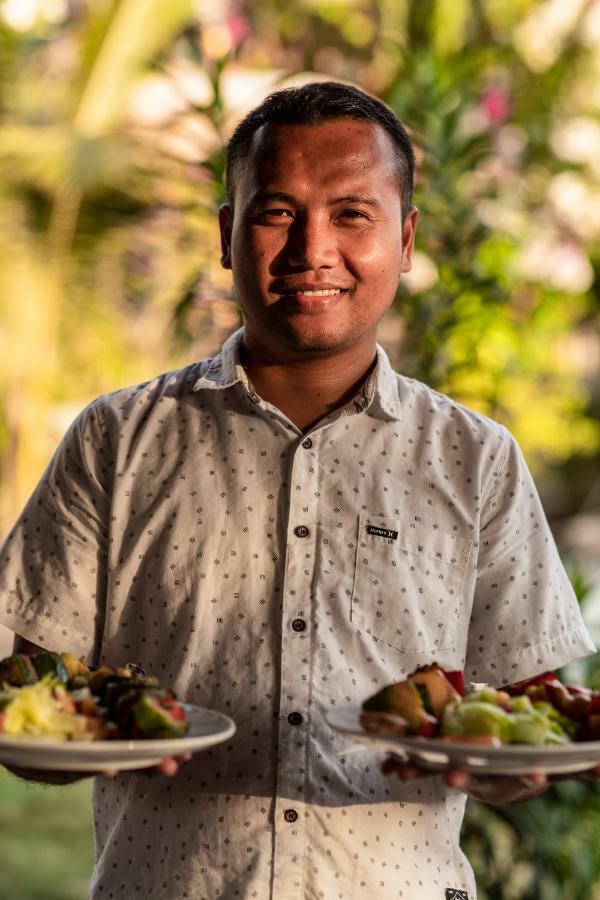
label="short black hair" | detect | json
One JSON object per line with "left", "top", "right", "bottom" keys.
{"left": 225, "top": 81, "right": 415, "bottom": 219}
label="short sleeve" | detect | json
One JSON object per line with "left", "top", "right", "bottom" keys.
{"left": 0, "top": 400, "right": 112, "bottom": 660}
{"left": 465, "top": 428, "right": 596, "bottom": 686}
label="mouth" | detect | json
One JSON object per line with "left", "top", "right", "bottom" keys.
{"left": 280, "top": 288, "right": 346, "bottom": 298}
{"left": 276, "top": 288, "right": 348, "bottom": 313}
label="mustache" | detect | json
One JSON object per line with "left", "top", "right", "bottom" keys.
{"left": 269, "top": 280, "right": 353, "bottom": 294}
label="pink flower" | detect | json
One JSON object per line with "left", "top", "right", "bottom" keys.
{"left": 481, "top": 88, "right": 510, "bottom": 125}
{"left": 226, "top": 13, "right": 250, "bottom": 48}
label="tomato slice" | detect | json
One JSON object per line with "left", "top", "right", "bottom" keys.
{"left": 443, "top": 670, "right": 465, "bottom": 697}
{"left": 160, "top": 697, "right": 186, "bottom": 722}
{"left": 504, "top": 671, "right": 557, "bottom": 695}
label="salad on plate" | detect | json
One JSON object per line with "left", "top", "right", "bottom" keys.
{"left": 0, "top": 651, "right": 189, "bottom": 742}
{"left": 360, "top": 664, "right": 600, "bottom": 747}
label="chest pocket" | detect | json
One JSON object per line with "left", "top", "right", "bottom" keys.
{"left": 351, "top": 512, "right": 472, "bottom": 654}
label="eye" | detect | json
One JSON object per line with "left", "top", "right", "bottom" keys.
{"left": 260, "top": 208, "right": 294, "bottom": 218}
{"left": 339, "top": 209, "right": 369, "bottom": 219}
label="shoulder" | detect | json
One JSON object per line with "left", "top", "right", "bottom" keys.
{"left": 393, "top": 372, "right": 512, "bottom": 475}
{"left": 89, "top": 358, "right": 210, "bottom": 433}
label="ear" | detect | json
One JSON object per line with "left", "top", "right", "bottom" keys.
{"left": 400, "top": 206, "right": 418, "bottom": 274}
{"left": 219, "top": 203, "right": 233, "bottom": 270}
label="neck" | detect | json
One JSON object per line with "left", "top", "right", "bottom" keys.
{"left": 240, "top": 335, "right": 378, "bottom": 432}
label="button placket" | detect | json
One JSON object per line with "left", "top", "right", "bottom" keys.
{"left": 272, "top": 438, "right": 319, "bottom": 899}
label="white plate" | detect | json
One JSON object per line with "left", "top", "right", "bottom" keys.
{"left": 327, "top": 707, "right": 600, "bottom": 776}
{"left": 0, "top": 705, "right": 236, "bottom": 772}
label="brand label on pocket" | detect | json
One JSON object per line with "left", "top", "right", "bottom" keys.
{"left": 366, "top": 524, "right": 398, "bottom": 540}
{"left": 445, "top": 890, "right": 469, "bottom": 900}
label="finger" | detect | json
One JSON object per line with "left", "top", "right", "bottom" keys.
{"left": 444, "top": 768, "right": 470, "bottom": 789}
{"left": 395, "top": 764, "right": 422, "bottom": 781}
{"left": 520, "top": 771, "right": 547, "bottom": 790}
{"left": 380, "top": 758, "right": 427, "bottom": 781}
{"left": 156, "top": 757, "right": 178, "bottom": 776}
{"left": 381, "top": 757, "right": 402, "bottom": 775}
{"left": 174, "top": 752, "right": 192, "bottom": 764}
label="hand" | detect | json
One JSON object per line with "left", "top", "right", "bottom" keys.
{"left": 130, "top": 752, "right": 192, "bottom": 778}
{"left": 381, "top": 757, "right": 549, "bottom": 805}
{"left": 6, "top": 752, "right": 192, "bottom": 785}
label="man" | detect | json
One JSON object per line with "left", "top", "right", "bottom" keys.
{"left": 0, "top": 81, "right": 595, "bottom": 900}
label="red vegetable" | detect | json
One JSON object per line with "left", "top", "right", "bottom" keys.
{"left": 566, "top": 684, "right": 592, "bottom": 698}
{"left": 161, "top": 697, "right": 186, "bottom": 722}
{"left": 504, "top": 671, "right": 557, "bottom": 695}
{"left": 415, "top": 712, "right": 438, "bottom": 737}
{"left": 443, "top": 670, "right": 465, "bottom": 697}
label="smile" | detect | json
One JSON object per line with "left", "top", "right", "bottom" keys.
{"left": 279, "top": 288, "right": 347, "bottom": 297}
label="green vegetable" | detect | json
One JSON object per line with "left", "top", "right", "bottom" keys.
{"left": 509, "top": 712, "right": 552, "bottom": 744}
{"left": 509, "top": 695, "right": 534, "bottom": 714}
{"left": 0, "top": 655, "right": 38, "bottom": 687}
{"left": 133, "top": 694, "right": 188, "bottom": 739}
{"left": 441, "top": 692, "right": 571, "bottom": 745}
{"left": 469, "top": 687, "right": 508, "bottom": 707}
{"left": 442, "top": 701, "right": 512, "bottom": 741}
{"left": 32, "top": 652, "right": 69, "bottom": 683}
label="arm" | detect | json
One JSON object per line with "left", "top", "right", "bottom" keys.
{"left": 384, "top": 430, "right": 597, "bottom": 803}
{"left": 12, "top": 634, "right": 45, "bottom": 656}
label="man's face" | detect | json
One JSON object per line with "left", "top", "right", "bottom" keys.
{"left": 219, "top": 118, "right": 417, "bottom": 358}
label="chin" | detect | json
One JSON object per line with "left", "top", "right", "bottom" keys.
{"left": 276, "top": 322, "right": 355, "bottom": 355}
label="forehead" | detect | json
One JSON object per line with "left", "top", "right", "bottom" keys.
{"left": 236, "top": 118, "right": 399, "bottom": 200}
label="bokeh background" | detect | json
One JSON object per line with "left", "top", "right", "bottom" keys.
{"left": 0, "top": 0, "right": 599, "bottom": 897}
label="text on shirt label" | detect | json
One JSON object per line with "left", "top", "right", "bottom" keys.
{"left": 366, "top": 524, "right": 398, "bottom": 540}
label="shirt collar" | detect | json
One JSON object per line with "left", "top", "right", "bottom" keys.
{"left": 192, "top": 326, "right": 402, "bottom": 421}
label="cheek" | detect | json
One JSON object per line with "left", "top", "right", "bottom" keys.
{"left": 236, "top": 230, "right": 279, "bottom": 269}
{"left": 347, "top": 230, "right": 402, "bottom": 266}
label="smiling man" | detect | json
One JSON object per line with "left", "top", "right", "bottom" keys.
{"left": 219, "top": 110, "right": 417, "bottom": 432}
{"left": 0, "top": 82, "right": 595, "bottom": 900}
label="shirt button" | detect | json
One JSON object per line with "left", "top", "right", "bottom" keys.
{"left": 288, "top": 712, "right": 303, "bottom": 726}
{"left": 294, "top": 525, "right": 310, "bottom": 538}
{"left": 291, "top": 618, "right": 306, "bottom": 632}
{"left": 284, "top": 808, "right": 298, "bottom": 823}
{"left": 301, "top": 437, "right": 313, "bottom": 449}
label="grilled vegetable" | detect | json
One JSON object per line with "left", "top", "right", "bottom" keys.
{"left": 0, "top": 651, "right": 189, "bottom": 742}
{"left": 31, "top": 652, "right": 69, "bottom": 683}
{"left": 360, "top": 711, "right": 409, "bottom": 736}
{"left": 363, "top": 680, "right": 425, "bottom": 731}
{"left": 60, "top": 652, "right": 90, "bottom": 680}
{"left": 0, "top": 654, "right": 38, "bottom": 687}
{"left": 133, "top": 693, "right": 189, "bottom": 739}
{"left": 409, "top": 665, "right": 461, "bottom": 716}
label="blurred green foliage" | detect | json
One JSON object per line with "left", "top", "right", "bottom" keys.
{"left": 0, "top": 0, "right": 599, "bottom": 898}
{"left": 0, "top": 768, "right": 93, "bottom": 900}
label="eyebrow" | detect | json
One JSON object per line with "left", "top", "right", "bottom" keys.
{"left": 249, "top": 191, "right": 382, "bottom": 209}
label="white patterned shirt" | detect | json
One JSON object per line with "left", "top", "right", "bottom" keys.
{"left": 0, "top": 326, "right": 594, "bottom": 900}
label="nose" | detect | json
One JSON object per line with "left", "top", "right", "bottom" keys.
{"left": 285, "top": 213, "right": 339, "bottom": 270}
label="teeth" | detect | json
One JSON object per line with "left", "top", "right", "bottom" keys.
{"left": 294, "top": 289, "right": 342, "bottom": 296}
